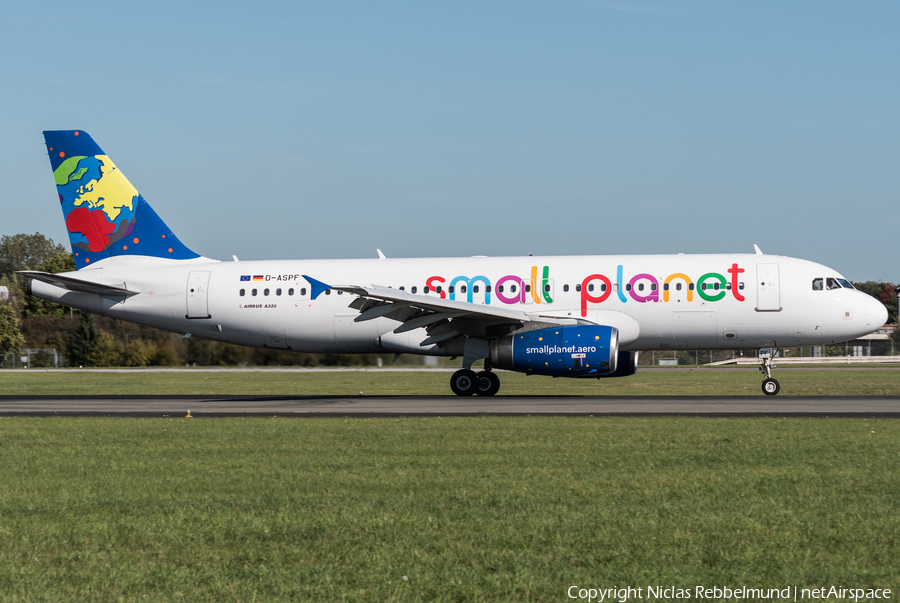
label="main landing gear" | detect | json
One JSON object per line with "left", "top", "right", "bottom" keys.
{"left": 758, "top": 347, "right": 780, "bottom": 396}
{"left": 450, "top": 369, "right": 501, "bottom": 396}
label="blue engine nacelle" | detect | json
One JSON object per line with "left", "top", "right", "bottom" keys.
{"left": 490, "top": 325, "right": 619, "bottom": 377}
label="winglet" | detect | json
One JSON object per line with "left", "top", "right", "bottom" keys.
{"left": 753, "top": 244, "right": 763, "bottom": 255}
{"left": 303, "top": 275, "right": 332, "bottom": 300}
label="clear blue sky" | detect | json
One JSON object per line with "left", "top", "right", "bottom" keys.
{"left": 2, "top": 1, "right": 897, "bottom": 281}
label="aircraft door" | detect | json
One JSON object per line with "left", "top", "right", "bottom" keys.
{"left": 469, "top": 282, "right": 487, "bottom": 305}
{"left": 523, "top": 279, "right": 537, "bottom": 304}
{"left": 186, "top": 271, "right": 211, "bottom": 319}
{"left": 755, "top": 264, "right": 781, "bottom": 312}
{"left": 672, "top": 311, "right": 717, "bottom": 347}
{"left": 295, "top": 278, "right": 311, "bottom": 302}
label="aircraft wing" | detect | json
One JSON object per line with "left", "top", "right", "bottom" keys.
{"left": 17, "top": 271, "right": 141, "bottom": 297}
{"left": 317, "top": 278, "right": 583, "bottom": 347}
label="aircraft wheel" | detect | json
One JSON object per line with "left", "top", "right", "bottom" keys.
{"left": 762, "top": 378, "right": 780, "bottom": 396}
{"left": 450, "top": 369, "right": 478, "bottom": 396}
{"left": 475, "top": 371, "right": 501, "bottom": 396}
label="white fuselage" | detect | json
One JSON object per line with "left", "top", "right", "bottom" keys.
{"left": 30, "top": 253, "right": 887, "bottom": 356}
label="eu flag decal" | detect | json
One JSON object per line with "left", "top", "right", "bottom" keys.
{"left": 240, "top": 275, "right": 251, "bottom": 281}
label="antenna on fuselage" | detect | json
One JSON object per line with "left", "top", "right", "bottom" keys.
{"left": 753, "top": 244, "right": 763, "bottom": 255}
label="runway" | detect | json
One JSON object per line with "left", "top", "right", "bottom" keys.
{"left": 1, "top": 395, "right": 899, "bottom": 417}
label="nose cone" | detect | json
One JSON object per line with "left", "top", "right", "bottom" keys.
{"left": 864, "top": 294, "right": 889, "bottom": 334}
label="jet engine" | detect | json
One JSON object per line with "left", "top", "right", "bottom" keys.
{"left": 490, "top": 325, "right": 618, "bottom": 377}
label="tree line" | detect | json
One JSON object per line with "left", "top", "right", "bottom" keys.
{"left": 1, "top": 233, "right": 898, "bottom": 367}
{"left": 0, "top": 233, "right": 398, "bottom": 368}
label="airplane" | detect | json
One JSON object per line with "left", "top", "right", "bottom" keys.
{"left": 20, "top": 130, "right": 888, "bottom": 396}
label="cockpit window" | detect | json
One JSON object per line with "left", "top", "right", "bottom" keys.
{"left": 826, "top": 277, "right": 841, "bottom": 290}
{"left": 812, "top": 278, "right": 823, "bottom": 291}
{"left": 837, "top": 278, "right": 854, "bottom": 289}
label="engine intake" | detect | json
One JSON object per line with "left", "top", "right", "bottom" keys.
{"left": 490, "top": 325, "right": 618, "bottom": 377}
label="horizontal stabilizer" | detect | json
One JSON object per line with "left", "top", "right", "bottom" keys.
{"left": 17, "top": 271, "right": 140, "bottom": 296}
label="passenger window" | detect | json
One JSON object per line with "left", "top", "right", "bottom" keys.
{"left": 713, "top": 282, "right": 719, "bottom": 291}
{"left": 638, "top": 283, "right": 644, "bottom": 291}
{"left": 449, "top": 286, "right": 455, "bottom": 294}
{"left": 676, "top": 283, "right": 682, "bottom": 291}
{"left": 701, "top": 283, "right": 707, "bottom": 290}
{"left": 651, "top": 283, "right": 657, "bottom": 291}
{"left": 525, "top": 284, "right": 531, "bottom": 293}
{"left": 510, "top": 285, "right": 517, "bottom": 293}
{"left": 276, "top": 288, "right": 282, "bottom": 296}
{"left": 738, "top": 282, "right": 744, "bottom": 290}
{"left": 411, "top": 286, "right": 417, "bottom": 294}
{"left": 399, "top": 286, "right": 405, "bottom": 291}
{"left": 601, "top": 284, "right": 607, "bottom": 292}
{"left": 588, "top": 284, "right": 594, "bottom": 292}
{"left": 544, "top": 284, "right": 550, "bottom": 292}
{"left": 726, "top": 283, "right": 731, "bottom": 290}
{"left": 300, "top": 288, "right": 307, "bottom": 295}
{"left": 424, "top": 286, "right": 430, "bottom": 294}
{"left": 812, "top": 278, "right": 823, "bottom": 291}
{"left": 626, "top": 284, "right": 632, "bottom": 291}
{"left": 436, "top": 286, "right": 442, "bottom": 294}
{"left": 663, "top": 283, "right": 669, "bottom": 291}
{"left": 289, "top": 288, "right": 295, "bottom": 296}
{"left": 827, "top": 278, "right": 841, "bottom": 290}
{"left": 473, "top": 285, "right": 479, "bottom": 293}
{"left": 252, "top": 289, "right": 258, "bottom": 296}
{"left": 689, "top": 283, "right": 695, "bottom": 291}
{"left": 563, "top": 284, "right": 569, "bottom": 292}
{"left": 486, "top": 285, "right": 492, "bottom": 293}
{"left": 497, "top": 285, "right": 504, "bottom": 293}
{"left": 264, "top": 288, "right": 270, "bottom": 296}
{"left": 240, "top": 289, "right": 245, "bottom": 296}
{"left": 575, "top": 284, "right": 581, "bottom": 292}
{"left": 325, "top": 290, "right": 331, "bottom": 295}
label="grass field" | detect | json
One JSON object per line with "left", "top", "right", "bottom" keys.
{"left": 0, "top": 366, "right": 899, "bottom": 396}
{"left": 1, "top": 370, "right": 898, "bottom": 601}
{"left": 0, "top": 417, "right": 897, "bottom": 601}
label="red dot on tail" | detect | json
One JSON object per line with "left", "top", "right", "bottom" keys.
{"left": 59, "top": 152, "right": 65, "bottom": 157}
{"left": 74, "top": 131, "right": 79, "bottom": 136}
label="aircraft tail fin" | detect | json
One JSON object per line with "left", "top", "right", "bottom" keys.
{"left": 43, "top": 130, "right": 200, "bottom": 270}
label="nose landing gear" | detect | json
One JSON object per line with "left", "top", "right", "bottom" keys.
{"left": 758, "top": 347, "right": 780, "bottom": 395}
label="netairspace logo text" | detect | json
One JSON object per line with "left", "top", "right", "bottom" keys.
{"left": 566, "top": 585, "right": 892, "bottom": 602}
